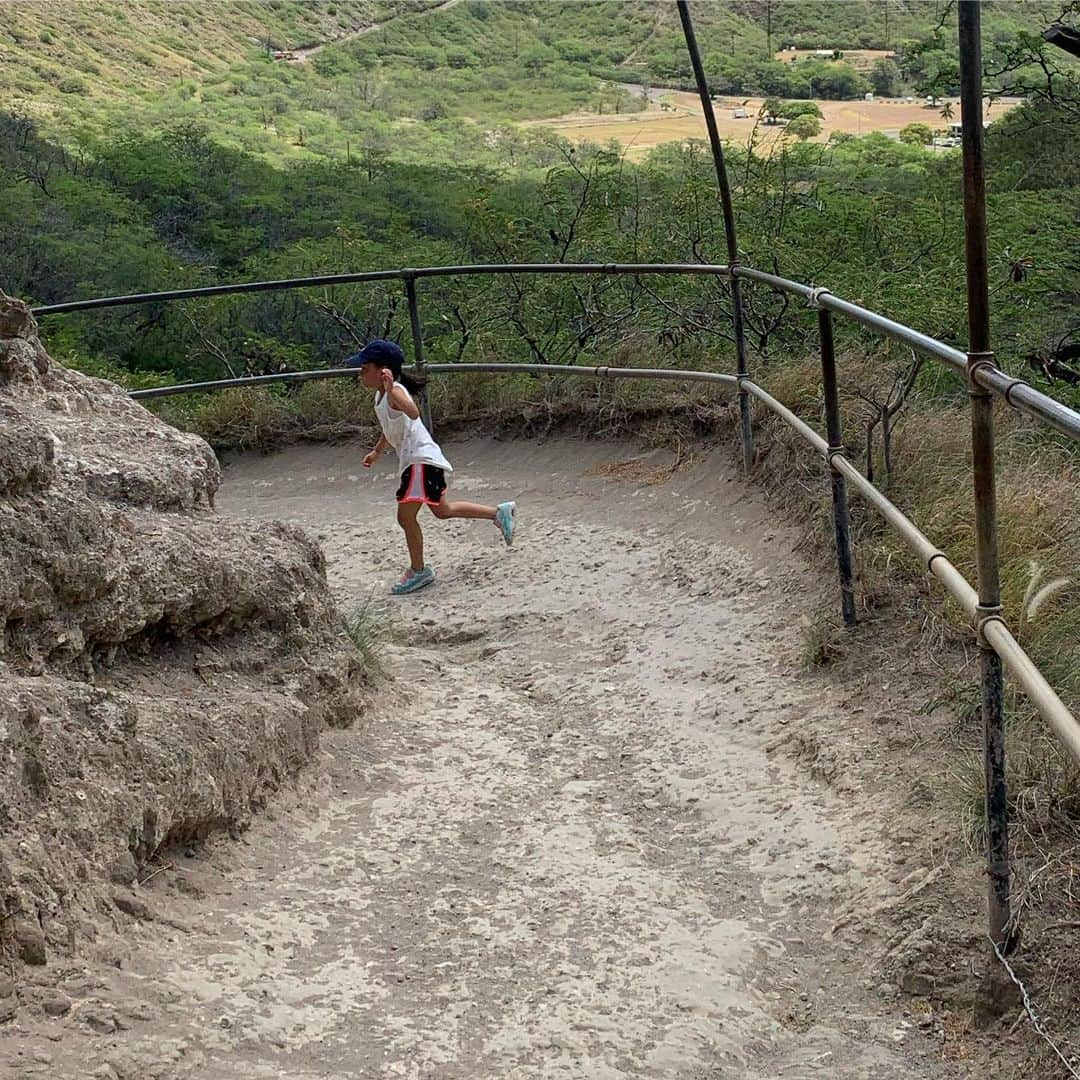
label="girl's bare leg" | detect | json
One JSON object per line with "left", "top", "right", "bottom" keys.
{"left": 396, "top": 501, "right": 425, "bottom": 571}
{"left": 430, "top": 498, "right": 496, "bottom": 521}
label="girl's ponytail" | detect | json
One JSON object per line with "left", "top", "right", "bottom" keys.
{"left": 400, "top": 369, "right": 424, "bottom": 396}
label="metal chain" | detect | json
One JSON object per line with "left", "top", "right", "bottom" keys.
{"left": 990, "top": 937, "right": 1080, "bottom": 1079}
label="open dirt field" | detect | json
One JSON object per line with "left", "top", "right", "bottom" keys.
{"left": 773, "top": 49, "right": 897, "bottom": 72}
{"left": 3, "top": 434, "right": 1023, "bottom": 1079}
{"left": 524, "top": 90, "right": 1022, "bottom": 159}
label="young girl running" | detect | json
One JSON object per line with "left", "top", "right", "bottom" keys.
{"left": 350, "top": 339, "right": 516, "bottom": 595}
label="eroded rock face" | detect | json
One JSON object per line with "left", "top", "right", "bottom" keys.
{"left": 0, "top": 292, "right": 363, "bottom": 981}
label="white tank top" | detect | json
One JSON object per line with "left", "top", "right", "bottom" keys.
{"left": 374, "top": 384, "right": 452, "bottom": 473}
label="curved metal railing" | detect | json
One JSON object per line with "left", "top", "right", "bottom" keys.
{"left": 34, "top": 263, "right": 1080, "bottom": 441}
{"left": 30, "top": 259, "right": 1080, "bottom": 952}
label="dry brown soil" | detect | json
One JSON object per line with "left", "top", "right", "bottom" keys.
{"left": 524, "top": 91, "right": 1022, "bottom": 159}
{"left": 772, "top": 50, "right": 897, "bottom": 72}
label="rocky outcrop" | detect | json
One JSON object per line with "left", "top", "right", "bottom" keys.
{"left": 0, "top": 292, "right": 363, "bottom": 979}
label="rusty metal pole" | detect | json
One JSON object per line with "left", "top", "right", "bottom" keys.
{"left": 958, "top": 0, "right": 1011, "bottom": 951}
{"left": 676, "top": 0, "right": 754, "bottom": 472}
{"left": 402, "top": 271, "right": 433, "bottom": 432}
{"left": 818, "top": 307, "right": 857, "bottom": 627}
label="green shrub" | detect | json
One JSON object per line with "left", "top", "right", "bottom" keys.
{"left": 421, "top": 101, "right": 448, "bottom": 121}
{"left": 786, "top": 113, "right": 821, "bottom": 140}
{"left": 900, "top": 122, "right": 934, "bottom": 145}
{"left": 58, "top": 77, "right": 89, "bottom": 95}
{"left": 777, "top": 100, "right": 823, "bottom": 120}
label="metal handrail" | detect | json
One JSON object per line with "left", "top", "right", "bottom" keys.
{"left": 32, "top": 263, "right": 1080, "bottom": 442}
{"left": 128, "top": 362, "right": 738, "bottom": 401}
{"left": 745, "top": 375, "right": 1080, "bottom": 764}
{"left": 29, "top": 263, "right": 732, "bottom": 316}
{"left": 33, "top": 265, "right": 1080, "bottom": 751}
{"left": 119, "top": 351, "right": 1080, "bottom": 775}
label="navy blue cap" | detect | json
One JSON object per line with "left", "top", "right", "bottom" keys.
{"left": 345, "top": 339, "right": 405, "bottom": 373}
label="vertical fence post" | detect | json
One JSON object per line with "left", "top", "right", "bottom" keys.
{"left": 676, "top": 0, "right": 754, "bottom": 473}
{"left": 402, "top": 270, "right": 433, "bottom": 432}
{"left": 958, "top": 0, "right": 1012, "bottom": 952}
{"left": 818, "top": 306, "right": 857, "bottom": 627}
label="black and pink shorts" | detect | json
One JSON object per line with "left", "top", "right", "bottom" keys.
{"left": 396, "top": 464, "right": 448, "bottom": 506}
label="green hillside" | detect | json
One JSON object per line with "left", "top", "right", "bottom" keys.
{"left": 1, "top": 0, "right": 643, "bottom": 164}
{"left": 730, "top": 0, "right": 1049, "bottom": 50}
{"left": 1, "top": 1, "right": 382, "bottom": 107}
{"left": 2, "top": 1, "right": 1069, "bottom": 169}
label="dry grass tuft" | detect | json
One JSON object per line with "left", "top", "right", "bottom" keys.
{"left": 153, "top": 378, "right": 373, "bottom": 451}
{"left": 343, "top": 592, "right": 388, "bottom": 679}
{"left": 799, "top": 611, "right": 850, "bottom": 669}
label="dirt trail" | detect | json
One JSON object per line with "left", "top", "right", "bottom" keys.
{"left": 2, "top": 438, "right": 959, "bottom": 1078}
{"left": 292, "top": 0, "right": 463, "bottom": 62}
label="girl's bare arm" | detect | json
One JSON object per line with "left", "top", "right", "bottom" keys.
{"left": 388, "top": 384, "right": 421, "bottom": 420}
{"left": 363, "top": 434, "right": 392, "bottom": 468}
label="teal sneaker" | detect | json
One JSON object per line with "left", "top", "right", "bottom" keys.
{"left": 495, "top": 501, "right": 516, "bottom": 546}
{"left": 391, "top": 566, "right": 435, "bottom": 595}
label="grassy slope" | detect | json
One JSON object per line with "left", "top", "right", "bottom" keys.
{"left": 1, "top": 0, "right": 640, "bottom": 164}
{"left": 5, "top": 1, "right": 1054, "bottom": 168}
{"left": 730, "top": 0, "right": 1050, "bottom": 49}
{"left": 0, "top": 1, "right": 461, "bottom": 158}
{"left": 1, "top": 1, "right": 381, "bottom": 102}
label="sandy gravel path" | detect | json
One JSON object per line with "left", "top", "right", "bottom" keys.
{"left": 2, "top": 438, "right": 952, "bottom": 1079}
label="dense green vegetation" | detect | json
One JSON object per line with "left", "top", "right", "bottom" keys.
{"left": 2, "top": 2, "right": 1075, "bottom": 405}
{"left": 1, "top": 0, "right": 644, "bottom": 166}
{"left": 5, "top": 98, "right": 1075, "bottom": 402}
{"left": 586, "top": 0, "right": 1068, "bottom": 100}
{"left": 3, "top": 0, "right": 1072, "bottom": 172}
